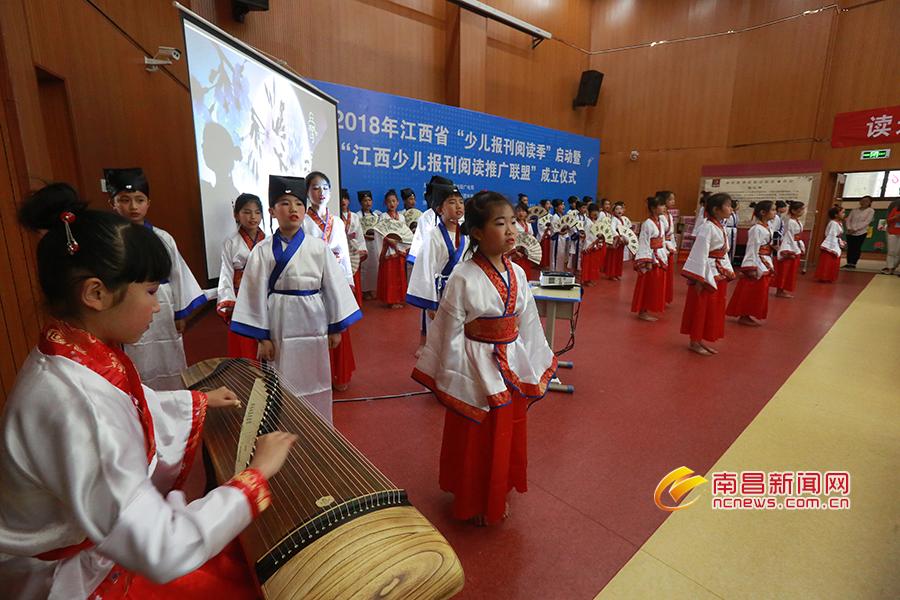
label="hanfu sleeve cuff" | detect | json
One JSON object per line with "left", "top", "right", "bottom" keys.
{"left": 171, "top": 391, "right": 208, "bottom": 491}
{"left": 226, "top": 468, "right": 272, "bottom": 519}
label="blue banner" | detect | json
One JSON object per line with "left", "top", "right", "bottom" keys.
{"left": 312, "top": 80, "right": 600, "bottom": 212}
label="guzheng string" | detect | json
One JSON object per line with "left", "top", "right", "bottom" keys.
{"left": 191, "top": 359, "right": 400, "bottom": 548}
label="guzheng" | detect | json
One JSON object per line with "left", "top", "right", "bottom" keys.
{"left": 182, "top": 358, "right": 464, "bottom": 599}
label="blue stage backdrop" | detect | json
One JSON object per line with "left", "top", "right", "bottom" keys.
{"left": 312, "top": 80, "right": 600, "bottom": 212}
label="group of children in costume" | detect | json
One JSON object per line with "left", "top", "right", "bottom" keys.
{"left": 0, "top": 160, "right": 864, "bottom": 596}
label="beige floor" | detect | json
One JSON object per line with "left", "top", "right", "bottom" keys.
{"left": 597, "top": 275, "right": 900, "bottom": 600}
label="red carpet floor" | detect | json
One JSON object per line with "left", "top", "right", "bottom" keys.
{"left": 184, "top": 267, "right": 873, "bottom": 599}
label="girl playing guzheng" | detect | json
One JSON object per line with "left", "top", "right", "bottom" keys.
{"left": 412, "top": 191, "right": 557, "bottom": 526}
{"left": 230, "top": 175, "right": 361, "bottom": 424}
{"left": 0, "top": 183, "right": 296, "bottom": 599}
{"left": 217, "top": 192, "right": 265, "bottom": 360}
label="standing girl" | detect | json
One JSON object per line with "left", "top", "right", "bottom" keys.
{"left": 341, "top": 188, "right": 367, "bottom": 306}
{"left": 105, "top": 168, "right": 206, "bottom": 390}
{"left": 217, "top": 193, "right": 265, "bottom": 359}
{"left": 605, "top": 201, "right": 629, "bottom": 280}
{"left": 814, "top": 205, "right": 845, "bottom": 283}
{"left": 412, "top": 192, "right": 556, "bottom": 526}
{"left": 231, "top": 175, "right": 361, "bottom": 423}
{"left": 406, "top": 187, "right": 468, "bottom": 315}
{"left": 304, "top": 172, "right": 357, "bottom": 392}
{"left": 376, "top": 189, "right": 410, "bottom": 308}
{"left": 656, "top": 190, "right": 678, "bottom": 305}
{"left": 631, "top": 196, "right": 669, "bottom": 321}
{"left": 510, "top": 203, "right": 539, "bottom": 281}
{"left": 680, "top": 193, "right": 735, "bottom": 355}
{"left": 726, "top": 201, "right": 776, "bottom": 326}
{"left": 1, "top": 183, "right": 296, "bottom": 597}
{"left": 580, "top": 203, "right": 605, "bottom": 286}
{"left": 357, "top": 190, "right": 380, "bottom": 299}
{"left": 772, "top": 201, "right": 806, "bottom": 298}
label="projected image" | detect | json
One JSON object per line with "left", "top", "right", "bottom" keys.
{"left": 182, "top": 18, "right": 340, "bottom": 277}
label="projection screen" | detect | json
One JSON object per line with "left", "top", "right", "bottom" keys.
{"left": 178, "top": 5, "right": 341, "bottom": 278}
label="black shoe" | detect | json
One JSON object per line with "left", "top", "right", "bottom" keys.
{"left": 842, "top": 264, "right": 855, "bottom": 269}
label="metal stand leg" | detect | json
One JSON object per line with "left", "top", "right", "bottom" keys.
{"left": 543, "top": 302, "right": 575, "bottom": 394}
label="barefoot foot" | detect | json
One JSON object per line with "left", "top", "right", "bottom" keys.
{"left": 738, "top": 316, "right": 761, "bottom": 326}
{"left": 689, "top": 342, "right": 711, "bottom": 356}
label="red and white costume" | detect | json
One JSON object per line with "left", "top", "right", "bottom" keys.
{"left": 772, "top": 217, "right": 805, "bottom": 291}
{"left": 0, "top": 322, "right": 270, "bottom": 599}
{"left": 662, "top": 210, "right": 677, "bottom": 304}
{"left": 814, "top": 220, "right": 844, "bottom": 283}
{"left": 375, "top": 211, "right": 410, "bottom": 305}
{"left": 604, "top": 215, "right": 631, "bottom": 278}
{"left": 412, "top": 254, "right": 556, "bottom": 524}
{"left": 579, "top": 218, "right": 605, "bottom": 283}
{"left": 680, "top": 219, "right": 735, "bottom": 342}
{"left": 305, "top": 207, "right": 357, "bottom": 389}
{"left": 217, "top": 228, "right": 265, "bottom": 360}
{"left": 631, "top": 217, "right": 669, "bottom": 314}
{"left": 726, "top": 222, "right": 775, "bottom": 320}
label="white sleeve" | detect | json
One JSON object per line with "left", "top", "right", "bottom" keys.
{"left": 217, "top": 238, "right": 237, "bottom": 311}
{"left": 330, "top": 219, "right": 353, "bottom": 283}
{"left": 406, "top": 232, "right": 445, "bottom": 310}
{"left": 682, "top": 223, "right": 717, "bottom": 289}
{"left": 321, "top": 244, "right": 362, "bottom": 333}
{"left": 14, "top": 383, "right": 254, "bottom": 585}
{"left": 230, "top": 244, "right": 271, "bottom": 340}
{"left": 634, "top": 220, "right": 653, "bottom": 265}
{"left": 162, "top": 234, "right": 207, "bottom": 320}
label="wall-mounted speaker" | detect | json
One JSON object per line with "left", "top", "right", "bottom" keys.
{"left": 233, "top": 0, "right": 269, "bottom": 23}
{"left": 573, "top": 70, "right": 603, "bottom": 109}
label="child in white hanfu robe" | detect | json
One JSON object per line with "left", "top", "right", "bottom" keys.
{"left": 231, "top": 175, "right": 361, "bottom": 424}
{"left": 105, "top": 167, "right": 207, "bottom": 390}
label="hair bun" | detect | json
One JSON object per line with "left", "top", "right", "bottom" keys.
{"left": 18, "top": 183, "right": 88, "bottom": 231}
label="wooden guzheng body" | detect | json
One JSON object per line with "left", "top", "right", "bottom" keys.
{"left": 182, "top": 358, "right": 464, "bottom": 599}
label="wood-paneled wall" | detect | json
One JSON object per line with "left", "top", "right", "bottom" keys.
{"left": 588, "top": 0, "right": 900, "bottom": 226}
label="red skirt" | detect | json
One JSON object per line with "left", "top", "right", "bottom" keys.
{"left": 352, "top": 270, "right": 363, "bottom": 306}
{"left": 93, "top": 540, "right": 259, "bottom": 599}
{"left": 581, "top": 247, "right": 605, "bottom": 283}
{"left": 665, "top": 253, "right": 675, "bottom": 304}
{"left": 772, "top": 256, "right": 799, "bottom": 291}
{"left": 511, "top": 255, "right": 537, "bottom": 281}
{"left": 814, "top": 251, "right": 840, "bottom": 282}
{"left": 680, "top": 280, "right": 729, "bottom": 343}
{"left": 439, "top": 391, "right": 528, "bottom": 525}
{"left": 726, "top": 273, "right": 771, "bottom": 320}
{"left": 605, "top": 244, "right": 625, "bottom": 278}
{"left": 329, "top": 328, "right": 355, "bottom": 387}
{"left": 539, "top": 236, "right": 551, "bottom": 269}
{"left": 631, "top": 266, "right": 666, "bottom": 313}
{"left": 377, "top": 253, "right": 407, "bottom": 304}
{"left": 227, "top": 330, "right": 258, "bottom": 360}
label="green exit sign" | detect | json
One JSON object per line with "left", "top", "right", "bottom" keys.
{"left": 860, "top": 149, "right": 890, "bottom": 160}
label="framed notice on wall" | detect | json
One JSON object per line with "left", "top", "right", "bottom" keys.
{"left": 696, "top": 160, "right": 823, "bottom": 268}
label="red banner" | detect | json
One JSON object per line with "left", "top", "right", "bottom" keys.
{"left": 831, "top": 105, "right": 900, "bottom": 148}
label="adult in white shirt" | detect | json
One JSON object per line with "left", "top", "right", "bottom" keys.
{"left": 843, "top": 195, "right": 874, "bottom": 269}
